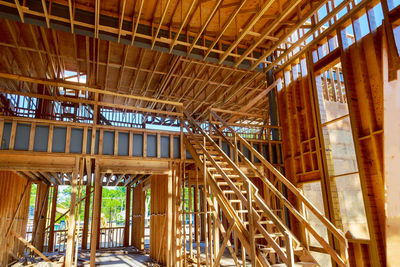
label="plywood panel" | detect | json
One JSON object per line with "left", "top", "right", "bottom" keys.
{"left": 150, "top": 174, "right": 169, "bottom": 265}
{"left": 131, "top": 183, "right": 145, "bottom": 250}
{"left": 341, "top": 28, "right": 385, "bottom": 266}
{"left": 0, "top": 171, "right": 31, "bottom": 266}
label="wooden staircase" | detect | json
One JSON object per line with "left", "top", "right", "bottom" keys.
{"left": 182, "top": 109, "right": 349, "bottom": 267}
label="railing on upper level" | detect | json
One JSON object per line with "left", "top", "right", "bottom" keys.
{"left": 209, "top": 109, "right": 349, "bottom": 267}
{"left": 209, "top": 108, "right": 280, "bottom": 141}
{"left": 0, "top": 72, "right": 183, "bottom": 129}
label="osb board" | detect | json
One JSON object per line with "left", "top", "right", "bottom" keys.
{"left": 0, "top": 171, "right": 31, "bottom": 266}
{"left": 342, "top": 28, "right": 385, "bottom": 266}
{"left": 131, "top": 183, "right": 145, "bottom": 250}
{"left": 149, "top": 174, "right": 169, "bottom": 265}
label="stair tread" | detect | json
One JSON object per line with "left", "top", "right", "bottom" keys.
{"left": 223, "top": 190, "right": 247, "bottom": 194}
{"left": 255, "top": 233, "right": 284, "bottom": 238}
{"left": 271, "top": 262, "right": 317, "bottom": 267}
{"left": 244, "top": 220, "right": 273, "bottom": 225}
{"left": 259, "top": 246, "right": 304, "bottom": 252}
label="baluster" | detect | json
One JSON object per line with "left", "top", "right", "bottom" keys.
{"left": 284, "top": 231, "right": 294, "bottom": 267}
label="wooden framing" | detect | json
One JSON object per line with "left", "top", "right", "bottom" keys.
{"left": 0, "top": 0, "right": 396, "bottom": 266}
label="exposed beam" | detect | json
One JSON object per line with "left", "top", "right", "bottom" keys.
{"left": 131, "top": 0, "right": 144, "bottom": 45}
{"left": 0, "top": 72, "right": 183, "bottom": 107}
{"left": 227, "top": 79, "right": 279, "bottom": 123}
{"left": 234, "top": 0, "right": 303, "bottom": 67}
{"left": 169, "top": 0, "right": 197, "bottom": 53}
{"left": 187, "top": 0, "right": 223, "bottom": 55}
{"left": 40, "top": 0, "right": 50, "bottom": 28}
{"left": 67, "top": 0, "right": 74, "bottom": 33}
{"left": 117, "top": 0, "right": 127, "bottom": 43}
{"left": 151, "top": 0, "right": 172, "bottom": 49}
{"left": 218, "top": 0, "right": 275, "bottom": 64}
{"left": 13, "top": 0, "right": 23, "bottom": 22}
{"left": 250, "top": 0, "right": 341, "bottom": 70}
{"left": 203, "top": 0, "right": 247, "bottom": 59}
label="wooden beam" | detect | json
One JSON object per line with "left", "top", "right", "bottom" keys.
{"left": 124, "top": 185, "right": 131, "bottom": 246}
{"left": 218, "top": 0, "right": 275, "bottom": 64}
{"left": 187, "top": 0, "right": 223, "bottom": 55}
{"left": 0, "top": 72, "right": 183, "bottom": 107}
{"left": 0, "top": 88, "right": 182, "bottom": 117}
{"left": 234, "top": 0, "right": 303, "bottom": 67}
{"left": 48, "top": 185, "right": 58, "bottom": 252}
{"left": 169, "top": 0, "right": 197, "bottom": 53}
{"left": 204, "top": 0, "right": 247, "bottom": 59}
{"left": 90, "top": 161, "right": 101, "bottom": 267}
{"left": 131, "top": 0, "right": 144, "bottom": 44}
{"left": 65, "top": 157, "right": 79, "bottom": 266}
{"left": 11, "top": 230, "right": 51, "bottom": 262}
{"left": 151, "top": 0, "right": 172, "bottom": 49}
{"left": 67, "top": 0, "right": 74, "bottom": 33}
{"left": 227, "top": 79, "right": 279, "bottom": 122}
{"left": 117, "top": 0, "right": 127, "bottom": 43}
{"left": 40, "top": 0, "right": 50, "bottom": 28}
{"left": 14, "top": 0, "right": 24, "bottom": 22}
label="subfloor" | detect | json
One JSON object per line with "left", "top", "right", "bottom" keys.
{"left": 80, "top": 243, "right": 249, "bottom": 266}
{"left": 12, "top": 243, "right": 249, "bottom": 266}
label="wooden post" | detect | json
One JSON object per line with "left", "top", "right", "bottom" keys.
{"left": 65, "top": 157, "right": 79, "bottom": 266}
{"left": 188, "top": 182, "right": 193, "bottom": 258}
{"left": 124, "top": 185, "right": 131, "bottom": 247}
{"left": 195, "top": 168, "right": 201, "bottom": 267}
{"left": 199, "top": 189, "right": 206, "bottom": 242}
{"left": 96, "top": 184, "right": 103, "bottom": 249}
{"left": 247, "top": 183, "right": 256, "bottom": 267}
{"left": 90, "top": 161, "right": 101, "bottom": 267}
{"left": 48, "top": 185, "right": 58, "bottom": 252}
{"left": 32, "top": 182, "right": 49, "bottom": 252}
{"left": 82, "top": 184, "right": 91, "bottom": 250}
{"left": 213, "top": 193, "right": 219, "bottom": 258}
{"left": 167, "top": 166, "right": 173, "bottom": 267}
{"left": 203, "top": 137, "right": 209, "bottom": 267}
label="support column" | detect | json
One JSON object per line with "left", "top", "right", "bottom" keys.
{"left": 167, "top": 167, "right": 174, "bottom": 267}
{"left": 124, "top": 185, "right": 131, "bottom": 247}
{"left": 65, "top": 157, "right": 79, "bottom": 266}
{"left": 266, "top": 63, "right": 279, "bottom": 141}
{"left": 82, "top": 184, "right": 91, "bottom": 250}
{"left": 48, "top": 186, "right": 58, "bottom": 252}
{"left": 199, "top": 190, "right": 206, "bottom": 241}
{"left": 90, "top": 162, "right": 101, "bottom": 267}
{"left": 96, "top": 185, "right": 103, "bottom": 249}
{"left": 32, "top": 182, "right": 49, "bottom": 252}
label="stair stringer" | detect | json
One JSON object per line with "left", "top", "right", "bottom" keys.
{"left": 184, "top": 135, "right": 271, "bottom": 267}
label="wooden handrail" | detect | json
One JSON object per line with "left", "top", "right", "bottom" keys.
{"left": 183, "top": 134, "right": 269, "bottom": 267}
{"left": 210, "top": 110, "right": 346, "bottom": 240}
{"left": 210, "top": 110, "right": 348, "bottom": 266}
{"left": 183, "top": 110, "right": 292, "bottom": 265}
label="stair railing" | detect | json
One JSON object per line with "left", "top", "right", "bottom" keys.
{"left": 183, "top": 109, "right": 296, "bottom": 266}
{"left": 209, "top": 109, "right": 349, "bottom": 267}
